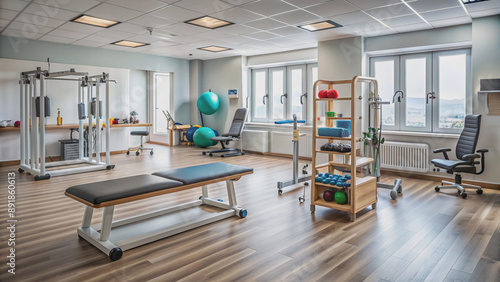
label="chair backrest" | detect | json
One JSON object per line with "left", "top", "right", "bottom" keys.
{"left": 456, "top": 114, "right": 481, "bottom": 160}
{"left": 226, "top": 108, "right": 248, "bottom": 137}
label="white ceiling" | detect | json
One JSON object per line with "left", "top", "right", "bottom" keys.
{"left": 0, "top": 0, "right": 499, "bottom": 60}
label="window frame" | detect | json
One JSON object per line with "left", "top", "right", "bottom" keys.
{"left": 250, "top": 63, "right": 317, "bottom": 124}
{"left": 369, "top": 48, "right": 471, "bottom": 134}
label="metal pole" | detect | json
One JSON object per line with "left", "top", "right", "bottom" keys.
{"left": 19, "top": 75, "right": 25, "bottom": 165}
{"left": 105, "top": 76, "right": 110, "bottom": 165}
{"left": 293, "top": 114, "right": 298, "bottom": 184}
{"left": 30, "top": 78, "right": 36, "bottom": 170}
{"left": 95, "top": 80, "right": 101, "bottom": 164}
{"left": 78, "top": 81, "right": 84, "bottom": 159}
{"left": 87, "top": 83, "right": 93, "bottom": 162}
{"left": 40, "top": 75, "right": 46, "bottom": 175}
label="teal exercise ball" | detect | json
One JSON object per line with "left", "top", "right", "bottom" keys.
{"left": 197, "top": 92, "right": 220, "bottom": 115}
{"left": 193, "top": 127, "right": 216, "bottom": 148}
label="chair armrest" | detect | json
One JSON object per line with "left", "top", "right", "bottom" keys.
{"left": 433, "top": 148, "right": 451, "bottom": 153}
{"left": 477, "top": 149, "right": 489, "bottom": 153}
{"left": 462, "top": 154, "right": 480, "bottom": 161}
{"left": 433, "top": 148, "right": 451, "bottom": 160}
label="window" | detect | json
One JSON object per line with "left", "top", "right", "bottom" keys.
{"left": 251, "top": 63, "right": 317, "bottom": 123}
{"left": 370, "top": 49, "right": 470, "bottom": 133}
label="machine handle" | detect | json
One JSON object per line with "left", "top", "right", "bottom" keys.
{"left": 281, "top": 93, "right": 287, "bottom": 104}
{"left": 426, "top": 92, "right": 436, "bottom": 104}
{"left": 263, "top": 94, "right": 268, "bottom": 105}
{"left": 300, "top": 93, "right": 307, "bottom": 105}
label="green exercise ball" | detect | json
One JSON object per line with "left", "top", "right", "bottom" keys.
{"left": 193, "top": 127, "right": 216, "bottom": 148}
{"left": 197, "top": 92, "right": 220, "bottom": 115}
{"left": 334, "top": 190, "right": 348, "bottom": 204}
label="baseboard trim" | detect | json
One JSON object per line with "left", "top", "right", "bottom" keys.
{"left": 381, "top": 169, "right": 500, "bottom": 190}
{"left": 263, "top": 152, "right": 312, "bottom": 161}
{"left": 148, "top": 141, "right": 169, "bottom": 146}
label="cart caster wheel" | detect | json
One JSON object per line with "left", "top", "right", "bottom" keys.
{"left": 239, "top": 209, "right": 248, "bottom": 218}
{"left": 136, "top": 151, "right": 140, "bottom": 156}
{"left": 209, "top": 153, "right": 213, "bottom": 157}
{"left": 299, "top": 197, "right": 305, "bottom": 203}
{"left": 458, "top": 190, "right": 462, "bottom": 194}
{"left": 477, "top": 189, "right": 483, "bottom": 194}
{"left": 150, "top": 151, "right": 153, "bottom": 155}
{"left": 241, "top": 152, "right": 245, "bottom": 155}
{"left": 106, "top": 165, "right": 115, "bottom": 170}
{"left": 217, "top": 199, "right": 223, "bottom": 202}
{"left": 126, "top": 151, "right": 130, "bottom": 155}
{"left": 221, "top": 155, "right": 225, "bottom": 158}
{"left": 435, "top": 186, "right": 440, "bottom": 192}
{"left": 390, "top": 190, "right": 398, "bottom": 200}
{"left": 278, "top": 189, "right": 282, "bottom": 194}
{"left": 202, "top": 152, "right": 206, "bottom": 155}
{"left": 109, "top": 247, "right": 123, "bottom": 261}
{"left": 18, "top": 168, "right": 24, "bottom": 173}
{"left": 199, "top": 196, "right": 203, "bottom": 200}
{"left": 34, "top": 174, "right": 50, "bottom": 181}
{"left": 461, "top": 193, "right": 467, "bottom": 199}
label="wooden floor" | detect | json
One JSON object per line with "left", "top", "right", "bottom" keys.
{"left": 1, "top": 144, "right": 499, "bottom": 282}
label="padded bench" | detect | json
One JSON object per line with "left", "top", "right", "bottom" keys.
{"left": 65, "top": 162, "right": 253, "bottom": 261}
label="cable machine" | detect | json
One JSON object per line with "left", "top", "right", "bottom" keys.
{"left": 18, "top": 68, "right": 115, "bottom": 180}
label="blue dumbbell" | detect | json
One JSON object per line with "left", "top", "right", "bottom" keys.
{"left": 315, "top": 176, "right": 323, "bottom": 182}
{"left": 323, "top": 178, "right": 330, "bottom": 184}
{"left": 318, "top": 173, "right": 324, "bottom": 177}
{"left": 329, "top": 180, "right": 336, "bottom": 185}
{"left": 344, "top": 174, "right": 351, "bottom": 180}
{"left": 344, "top": 183, "right": 351, "bottom": 188}
{"left": 325, "top": 172, "right": 331, "bottom": 177}
{"left": 336, "top": 181, "right": 344, "bottom": 187}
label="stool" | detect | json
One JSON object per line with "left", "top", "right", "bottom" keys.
{"left": 127, "top": 131, "right": 153, "bottom": 156}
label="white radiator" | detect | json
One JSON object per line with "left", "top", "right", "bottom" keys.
{"left": 242, "top": 130, "right": 269, "bottom": 153}
{"left": 380, "top": 141, "right": 429, "bottom": 172}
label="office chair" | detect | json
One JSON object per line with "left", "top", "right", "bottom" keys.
{"left": 127, "top": 131, "right": 153, "bottom": 156}
{"left": 202, "top": 108, "right": 248, "bottom": 157}
{"left": 431, "top": 114, "right": 488, "bottom": 198}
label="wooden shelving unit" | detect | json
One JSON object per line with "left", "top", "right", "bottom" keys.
{"left": 311, "top": 76, "right": 378, "bottom": 222}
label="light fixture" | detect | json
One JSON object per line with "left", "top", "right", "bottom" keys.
{"left": 298, "top": 20, "right": 342, "bottom": 32}
{"left": 198, "top": 45, "right": 232, "bottom": 52}
{"left": 112, "top": 40, "right": 149, "bottom": 48}
{"left": 185, "top": 16, "right": 233, "bottom": 29}
{"left": 461, "top": 0, "right": 489, "bottom": 4}
{"left": 71, "top": 15, "right": 119, "bottom": 28}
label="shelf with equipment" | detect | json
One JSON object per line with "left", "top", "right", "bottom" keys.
{"left": 311, "top": 76, "right": 378, "bottom": 222}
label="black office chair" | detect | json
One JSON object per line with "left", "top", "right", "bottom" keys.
{"left": 202, "top": 108, "right": 248, "bottom": 157}
{"left": 431, "top": 114, "right": 488, "bottom": 198}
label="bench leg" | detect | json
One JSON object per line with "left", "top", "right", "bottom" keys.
{"left": 82, "top": 206, "right": 94, "bottom": 228}
{"left": 202, "top": 185, "right": 208, "bottom": 198}
{"left": 226, "top": 180, "right": 237, "bottom": 207}
{"left": 100, "top": 206, "right": 114, "bottom": 241}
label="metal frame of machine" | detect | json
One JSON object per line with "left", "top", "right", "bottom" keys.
{"left": 18, "top": 68, "right": 115, "bottom": 180}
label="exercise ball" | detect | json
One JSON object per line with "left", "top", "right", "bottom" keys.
{"left": 197, "top": 92, "right": 220, "bottom": 115}
{"left": 335, "top": 190, "right": 348, "bottom": 204}
{"left": 323, "top": 190, "right": 335, "bottom": 202}
{"left": 186, "top": 126, "right": 199, "bottom": 142}
{"left": 193, "top": 127, "right": 216, "bottom": 148}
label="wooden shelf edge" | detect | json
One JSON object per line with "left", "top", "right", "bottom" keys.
{"left": 312, "top": 199, "right": 351, "bottom": 212}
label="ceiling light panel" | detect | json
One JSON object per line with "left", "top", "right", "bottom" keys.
{"left": 198, "top": 45, "right": 232, "bottom": 52}
{"left": 185, "top": 16, "right": 234, "bottom": 29}
{"left": 112, "top": 40, "right": 149, "bottom": 47}
{"left": 72, "top": 15, "right": 119, "bottom": 28}
{"left": 298, "top": 20, "right": 342, "bottom": 32}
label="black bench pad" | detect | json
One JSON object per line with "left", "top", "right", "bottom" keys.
{"left": 131, "top": 131, "right": 149, "bottom": 136}
{"left": 66, "top": 175, "right": 183, "bottom": 205}
{"left": 153, "top": 162, "right": 253, "bottom": 185}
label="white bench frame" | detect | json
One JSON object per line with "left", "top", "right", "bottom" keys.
{"left": 68, "top": 173, "right": 250, "bottom": 261}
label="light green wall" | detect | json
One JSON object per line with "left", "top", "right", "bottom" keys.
{"left": 471, "top": 15, "right": 500, "bottom": 184}
{"left": 198, "top": 56, "right": 243, "bottom": 134}
{"left": 365, "top": 24, "right": 472, "bottom": 53}
{"left": 0, "top": 35, "right": 191, "bottom": 123}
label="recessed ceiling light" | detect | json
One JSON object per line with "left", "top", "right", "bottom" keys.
{"left": 198, "top": 45, "right": 232, "bottom": 52}
{"left": 185, "top": 16, "right": 233, "bottom": 29}
{"left": 298, "top": 20, "right": 342, "bottom": 32}
{"left": 461, "top": 0, "right": 489, "bottom": 4}
{"left": 71, "top": 15, "right": 120, "bottom": 28}
{"left": 112, "top": 40, "right": 149, "bottom": 48}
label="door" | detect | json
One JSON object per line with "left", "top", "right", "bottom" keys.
{"left": 150, "top": 72, "right": 172, "bottom": 144}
